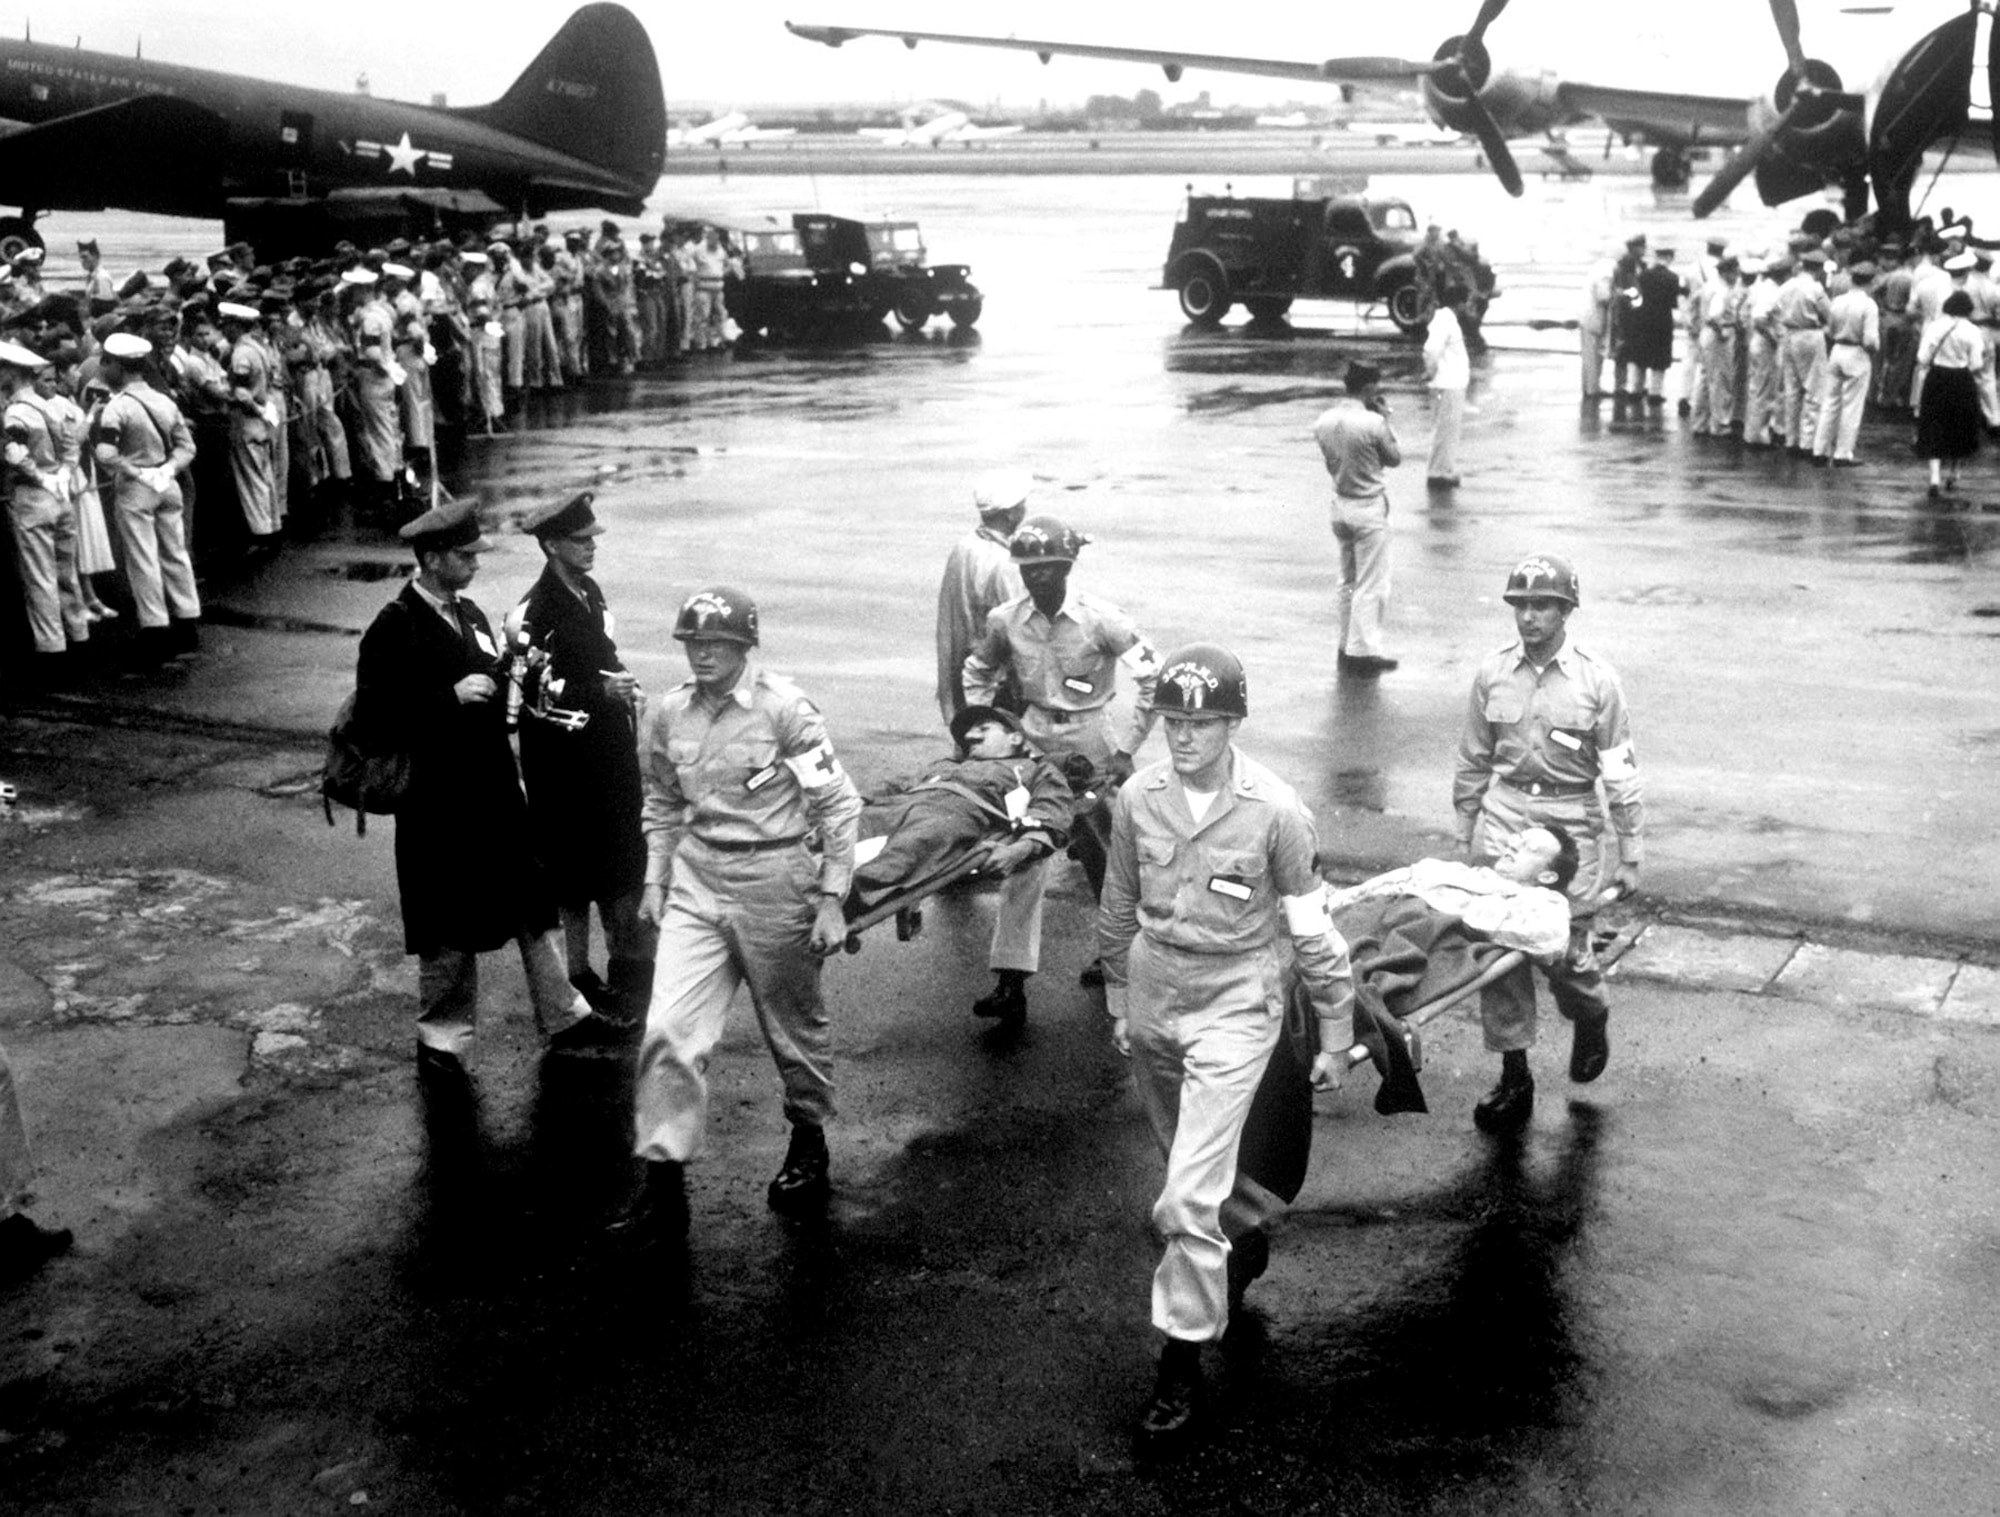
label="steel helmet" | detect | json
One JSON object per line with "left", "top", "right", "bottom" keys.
{"left": 1502, "top": 553, "right": 1580, "bottom": 607}
{"left": 1009, "top": 515, "right": 1086, "bottom": 565}
{"left": 1154, "top": 643, "right": 1248, "bottom": 719}
{"left": 672, "top": 586, "right": 759, "bottom": 645}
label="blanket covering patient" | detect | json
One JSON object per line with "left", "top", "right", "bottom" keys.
{"left": 847, "top": 705, "right": 1076, "bottom": 918}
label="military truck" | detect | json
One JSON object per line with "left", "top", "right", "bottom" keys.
{"left": 1160, "top": 188, "right": 1441, "bottom": 335}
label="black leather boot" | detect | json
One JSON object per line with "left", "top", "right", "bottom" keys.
{"left": 1473, "top": 1050, "right": 1535, "bottom": 1132}
{"left": 971, "top": 969, "right": 1028, "bottom": 1027}
{"left": 767, "top": 1123, "right": 830, "bottom": 1213}
{"left": 605, "top": 1160, "right": 688, "bottom": 1247}
{"left": 1138, "top": 1338, "right": 1203, "bottom": 1442}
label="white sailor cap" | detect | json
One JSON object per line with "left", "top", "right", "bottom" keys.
{"left": 338, "top": 267, "right": 379, "bottom": 287}
{"left": 380, "top": 262, "right": 415, "bottom": 281}
{"left": 102, "top": 332, "right": 153, "bottom": 360}
{"left": 0, "top": 338, "right": 48, "bottom": 368}
{"left": 460, "top": 251, "right": 489, "bottom": 267}
{"left": 1945, "top": 250, "right": 1977, "bottom": 273}
{"left": 972, "top": 468, "right": 1032, "bottom": 514}
{"left": 216, "top": 300, "right": 260, "bottom": 322}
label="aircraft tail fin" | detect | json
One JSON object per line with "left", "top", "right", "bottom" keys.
{"left": 463, "top": 3, "right": 664, "bottom": 192}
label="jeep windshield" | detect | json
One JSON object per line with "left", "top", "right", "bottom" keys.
{"left": 741, "top": 229, "right": 807, "bottom": 270}
{"left": 866, "top": 223, "right": 926, "bottom": 267}
{"left": 1370, "top": 202, "right": 1419, "bottom": 235}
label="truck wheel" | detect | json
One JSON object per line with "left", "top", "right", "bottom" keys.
{"left": 1244, "top": 297, "right": 1292, "bottom": 323}
{"left": 1177, "top": 261, "right": 1231, "bottom": 326}
{"left": 947, "top": 297, "right": 982, "bottom": 329}
{"left": 1386, "top": 277, "right": 1434, "bottom": 335}
{"left": 894, "top": 288, "right": 932, "bottom": 331}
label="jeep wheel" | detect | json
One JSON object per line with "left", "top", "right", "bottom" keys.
{"left": 1244, "top": 296, "right": 1292, "bottom": 323}
{"left": 1386, "top": 277, "right": 1434, "bottom": 335}
{"left": 893, "top": 288, "right": 932, "bottom": 331}
{"left": 1177, "top": 261, "right": 1231, "bottom": 326}
{"left": 947, "top": 297, "right": 982, "bottom": 330}
{"left": 0, "top": 219, "right": 43, "bottom": 264}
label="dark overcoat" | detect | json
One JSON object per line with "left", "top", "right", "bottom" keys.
{"left": 355, "top": 582, "right": 555, "bottom": 955}
{"left": 514, "top": 564, "right": 647, "bottom": 905}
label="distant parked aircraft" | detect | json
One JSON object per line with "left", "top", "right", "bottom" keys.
{"left": 668, "top": 110, "right": 800, "bottom": 148}
{"left": 857, "top": 107, "right": 1024, "bottom": 147}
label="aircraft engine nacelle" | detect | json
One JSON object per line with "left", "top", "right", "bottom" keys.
{"left": 1418, "top": 34, "right": 1564, "bottom": 141}
{"left": 1765, "top": 59, "right": 1865, "bottom": 174}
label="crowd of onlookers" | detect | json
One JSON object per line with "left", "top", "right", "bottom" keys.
{"left": 0, "top": 220, "right": 745, "bottom": 690}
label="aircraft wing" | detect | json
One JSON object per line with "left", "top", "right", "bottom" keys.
{"left": 785, "top": 22, "right": 1426, "bottom": 86}
{"left": 0, "top": 95, "right": 229, "bottom": 212}
{"left": 1555, "top": 82, "right": 1754, "bottom": 149}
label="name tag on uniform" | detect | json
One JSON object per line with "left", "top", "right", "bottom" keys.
{"left": 1549, "top": 728, "right": 1584, "bottom": 751}
{"left": 745, "top": 764, "right": 781, "bottom": 792}
{"left": 1207, "top": 875, "right": 1253, "bottom": 901}
{"left": 472, "top": 629, "right": 497, "bottom": 657}
{"left": 1062, "top": 676, "right": 1094, "bottom": 695}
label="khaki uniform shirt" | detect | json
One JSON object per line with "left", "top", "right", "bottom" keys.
{"left": 962, "top": 591, "right": 1158, "bottom": 757}
{"left": 1099, "top": 747, "right": 1354, "bottom": 1026}
{"left": 1453, "top": 637, "right": 1644, "bottom": 862}
{"left": 638, "top": 660, "right": 862, "bottom": 895}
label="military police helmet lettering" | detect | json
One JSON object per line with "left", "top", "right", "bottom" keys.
{"left": 1008, "top": 514, "right": 1086, "bottom": 565}
{"left": 1154, "top": 643, "right": 1248, "bottom": 720}
{"left": 1503, "top": 553, "right": 1580, "bottom": 607}
{"left": 673, "top": 586, "right": 759, "bottom": 646}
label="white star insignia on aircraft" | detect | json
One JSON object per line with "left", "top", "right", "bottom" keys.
{"left": 383, "top": 132, "right": 425, "bottom": 176}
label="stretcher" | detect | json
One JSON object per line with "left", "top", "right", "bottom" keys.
{"left": 1338, "top": 947, "right": 1529, "bottom": 1073}
{"left": 840, "top": 762, "right": 1112, "bottom": 955}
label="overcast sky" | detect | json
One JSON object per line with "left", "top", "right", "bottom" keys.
{"left": 0, "top": 2, "right": 1945, "bottom": 116}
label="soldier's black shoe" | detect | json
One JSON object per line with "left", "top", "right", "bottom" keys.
{"left": 1570, "top": 1014, "right": 1610, "bottom": 1084}
{"left": 605, "top": 1160, "right": 688, "bottom": 1246}
{"left": 1138, "top": 1340, "right": 1203, "bottom": 1444}
{"left": 1226, "top": 1229, "right": 1270, "bottom": 1314}
{"left": 1473, "top": 1060, "right": 1535, "bottom": 1133}
{"left": 1078, "top": 958, "right": 1106, "bottom": 989}
{"left": 0, "top": 1211, "right": 74, "bottom": 1283}
{"left": 767, "top": 1123, "right": 830, "bottom": 1213}
{"left": 972, "top": 971, "right": 1028, "bottom": 1026}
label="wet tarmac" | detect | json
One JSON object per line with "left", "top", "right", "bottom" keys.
{"left": 2, "top": 173, "right": 1999, "bottom": 1513}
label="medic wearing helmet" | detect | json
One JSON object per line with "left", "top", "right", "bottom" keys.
{"left": 1453, "top": 552, "right": 1644, "bottom": 1133}
{"left": 1098, "top": 642, "right": 1355, "bottom": 1446}
{"left": 610, "top": 585, "right": 863, "bottom": 1248}
{"left": 960, "top": 514, "right": 1159, "bottom": 1026}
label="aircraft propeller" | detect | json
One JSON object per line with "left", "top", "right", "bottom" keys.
{"left": 1692, "top": 0, "right": 1863, "bottom": 218}
{"left": 1316, "top": 0, "right": 1525, "bottom": 196}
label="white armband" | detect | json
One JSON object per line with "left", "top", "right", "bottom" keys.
{"left": 1283, "top": 885, "right": 1333, "bottom": 937}
{"left": 1600, "top": 742, "right": 1637, "bottom": 782}
{"left": 1120, "top": 638, "right": 1159, "bottom": 678}
{"left": 784, "top": 741, "right": 844, "bottom": 789}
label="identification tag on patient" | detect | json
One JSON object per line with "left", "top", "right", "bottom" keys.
{"left": 472, "top": 629, "right": 497, "bottom": 657}
{"left": 1062, "top": 676, "right": 1094, "bottom": 695}
{"left": 1207, "top": 876, "right": 1253, "bottom": 901}
{"left": 1003, "top": 783, "right": 1031, "bottom": 822}
{"left": 745, "top": 764, "right": 781, "bottom": 792}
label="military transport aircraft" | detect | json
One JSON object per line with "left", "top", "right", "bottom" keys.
{"left": 668, "top": 111, "right": 799, "bottom": 149}
{"left": 788, "top": 0, "right": 2000, "bottom": 230}
{"left": 856, "top": 106, "right": 1025, "bottom": 147}
{"left": 0, "top": 2, "right": 665, "bottom": 255}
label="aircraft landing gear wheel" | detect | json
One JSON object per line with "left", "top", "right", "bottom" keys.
{"left": 1650, "top": 147, "right": 1690, "bottom": 190}
{"left": 0, "top": 218, "right": 44, "bottom": 264}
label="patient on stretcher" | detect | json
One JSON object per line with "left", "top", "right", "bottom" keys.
{"left": 847, "top": 705, "right": 1076, "bottom": 919}
{"left": 1319, "top": 825, "right": 1579, "bottom": 1114}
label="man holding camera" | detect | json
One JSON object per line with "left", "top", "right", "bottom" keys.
{"left": 1312, "top": 360, "right": 1402, "bottom": 676}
